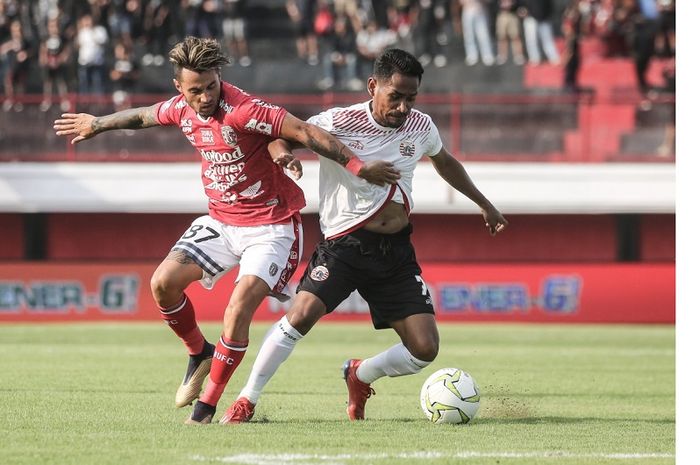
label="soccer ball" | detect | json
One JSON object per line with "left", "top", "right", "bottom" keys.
{"left": 420, "top": 368, "right": 480, "bottom": 424}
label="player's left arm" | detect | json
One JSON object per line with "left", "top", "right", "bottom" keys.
{"left": 430, "top": 147, "right": 508, "bottom": 236}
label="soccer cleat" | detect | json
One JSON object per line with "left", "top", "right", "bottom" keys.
{"left": 175, "top": 341, "right": 215, "bottom": 408}
{"left": 342, "top": 359, "right": 375, "bottom": 420}
{"left": 219, "top": 397, "right": 256, "bottom": 424}
{"left": 185, "top": 400, "right": 216, "bottom": 425}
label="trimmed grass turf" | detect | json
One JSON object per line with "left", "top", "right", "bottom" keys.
{"left": 0, "top": 322, "right": 674, "bottom": 465}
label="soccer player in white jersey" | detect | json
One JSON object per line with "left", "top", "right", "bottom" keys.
{"left": 222, "top": 48, "right": 508, "bottom": 423}
{"left": 53, "top": 37, "right": 399, "bottom": 425}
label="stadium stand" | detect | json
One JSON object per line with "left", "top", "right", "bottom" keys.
{"left": 0, "top": 0, "right": 675, "bottom": 267}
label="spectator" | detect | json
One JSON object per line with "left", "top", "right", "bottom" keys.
{"left": 387, "top": 0, "right": 414, "bottom": 50}
{"left": 107, "top": 0, "right": 141, "bottom": 51}
{"left": 110, "top": 41, "right": 140, "bottom": 111}
{"left": 520, "top": 0, "right": 560, "bottom": 65}
{"left": 356, "top": 19, "right": 397, "bottom": 77}
{"left": 183, "top": 0, "right": 220, "bottom": 41}
{"left": 221, "top": 0, "right": 251, "bottom": 67}
{"left": 76, "top": 14, "right": 108, "bottom": 94}
{"left": 459, "top": 0, "right": 495, "bottom": 66}
{"left": 633, "top": 0, "right": 659, "bottom": 94}
{"left": 143, "top": 0, "right": 175, "bottom": 66}
{"left": 319, "top": 15, "right": 362, "bottom": 91}
{"left": 371, "top": 0, "right": 391, "bottom": 29}
{"left": 414, "top": 0, "right": 448, "bottom": 67}
{"left": 655, "top": 0, "right": 674, "bottom": 57}
{"left": 593, "top": 0, "right": 635, "bottom": 57}
{"left": 286, "top": 0, "right": 319, "bottom": 65}
{"left": 39, "top": 16, "right": 72, "bottom": 112}
{"left": 1, "top": 20, "right": 33, "bottom": 112}
{"left": 562, "top": 0, "right": 586, "bottom": 92}
{"left": 496, "top": 0, "right": 525, "bottom": 65}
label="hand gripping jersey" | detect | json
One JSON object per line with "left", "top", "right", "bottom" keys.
{"left": 307, "top": 101, "right": 443, "bottom": 238}
{"left": 156, "top": 82, "right": 306, "bottom": 226}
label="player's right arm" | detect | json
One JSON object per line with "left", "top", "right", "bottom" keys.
{"left": 53, "top": 104, "right": 160, "bottom": 144}
{"left": 277, "top": 113, "right": 401, "bottom": 186}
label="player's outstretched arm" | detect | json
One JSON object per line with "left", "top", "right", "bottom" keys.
{"left": 53, "top": 104, "right": 160, "bottom": 144}
{"left": 278, "top": 113, "right": 401, "bottom": 186}
{"left": 430, "top": 148, "right": 508, "bottom": 236}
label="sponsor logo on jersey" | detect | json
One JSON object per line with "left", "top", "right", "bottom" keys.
{"left": 348, "top": 140, "right": 364, "bottom": 150}
{"left": 239, "top": 180, "right": 263, "bottom": 199}
{"left": 175, "top": 100, "right": 187, "bottom": 110}
{"left": 186, "top": 134, "right": 196, "bottom": 143}
{"left": 221, "top": 125, "right": 238, "bottom": 147}
{"left": 219, "top": 99, "right": 234, "bottom": 113}
{"left": 269, "top": 263, "right": 279, "bottom": 277}
{"left": 310, "top": 265, "right": 330, "bottom": 281}
{"left": 399, "top": 140, "right": 416, "bottom": 157}
{"left": 200, "top": 147, "right": 245, "bottom": 163}
{"left": 289, "top": 251, "right": 298, "bottom": 260}
{"left": 201, "top": 129, "right": 215, "bottom": 145}
{"left": 180, "top": 118, "right": 192, "bottom": 133}
{"left": 244, "top": 118, "right": 273, "bottom": 135}
{"left": 265, "top": 198, "right": 279, "bottom": 207}
{"left": 252, "top": 98, "right": 280, "bottom": 110}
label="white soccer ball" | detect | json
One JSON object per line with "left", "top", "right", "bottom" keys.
{"left": 420, "top": 367, "right": 480, "bottom": 424}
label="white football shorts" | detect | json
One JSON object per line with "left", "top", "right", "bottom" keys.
{"left": 171, "top": 215, "right": 303, "bottom": 301}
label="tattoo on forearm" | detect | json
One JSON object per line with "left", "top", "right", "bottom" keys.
{"left": 166, "top": 250, "right": 197, "bottom": 266}
{"left": 307, "top": 137, "right": 352, "bottom": 165}
{"left": 91, "top": 106, "right": 157, "bottom": 133}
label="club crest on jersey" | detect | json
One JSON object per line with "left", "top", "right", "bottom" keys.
{"left": 310, "top": 265, "right": 329, "bottom": 281}
{"left": 200, "top": 129, "right": 215, "bottom": 145}
{"left": 399, "top": 140, "right": 416, "bottom": 157}
{"left": 348, "top": 140, "right": 364, "bottom": 150}
{"left": 221, "top": 125, "right": 238, "bottom": 147}
{"left": 269, "top": 263, "right": 279, "bottom": 276}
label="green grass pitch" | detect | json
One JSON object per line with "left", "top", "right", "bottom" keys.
{"left": 0, "top": 322, "right": 674, "bottom": 465}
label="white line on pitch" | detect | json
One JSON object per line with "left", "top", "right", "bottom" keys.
{"left": 192, "top": 451, "right": 674, "bottom": 464}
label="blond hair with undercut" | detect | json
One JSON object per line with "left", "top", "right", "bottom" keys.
{"left": 168, "top": 36, "right": 231, "bottom": 79}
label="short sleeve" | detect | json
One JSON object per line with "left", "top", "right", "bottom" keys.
{"left": 229, "top": 96, "right": 288, "bottom": 138}
{"left": 424, "top": 117, "right": 443, "bottom": 157}
{"left": 306, "top": 110, "right": 334, "bottom": 132}
{"left": 155, "top": 96, "right": 180, "bottom": 126}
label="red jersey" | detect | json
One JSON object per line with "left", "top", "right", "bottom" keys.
{"left": 156, "top": 81, "right": 306, "bottom": 226}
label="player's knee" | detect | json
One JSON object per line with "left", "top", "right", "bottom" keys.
{"left": 150, "top": 270, "right": 180, "bottom": 308}
{"left": 409, "top": 339, "right": 439, "bottom": 363}
{"left": 287, "top": 294, "right": 326, "bottom": 335}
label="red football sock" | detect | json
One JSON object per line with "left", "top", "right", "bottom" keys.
{"left": 159, "top": 294, "right": 205, "bottom": 355}
{"left": 199, "top": 336, "right": 248, "bottom": 406}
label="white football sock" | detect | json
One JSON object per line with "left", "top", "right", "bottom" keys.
{"left": 356, "top": 343, "right": 431, "bottom": 384}
{"left": 238, "top": 315, "right": 303, "bottom": 404}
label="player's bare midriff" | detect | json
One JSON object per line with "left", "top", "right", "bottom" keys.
{"left": 362, "top": 201, "right": 409, "bottom": 235}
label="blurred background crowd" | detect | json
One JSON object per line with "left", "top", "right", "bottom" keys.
{"left": 0, "top": 0, "right": 675, "bottom": 111}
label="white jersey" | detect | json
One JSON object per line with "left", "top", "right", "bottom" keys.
{"left": 307, "top": 101, "right": 443, "bottom": 239}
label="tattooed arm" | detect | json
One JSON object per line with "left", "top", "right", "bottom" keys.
{"left": 53, "top": 104, "right": 160, "bottom": 144}
{"left": 278, "top": 113, "right": 400, "bottom": 186}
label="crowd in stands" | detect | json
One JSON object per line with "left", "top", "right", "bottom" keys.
{"left": 0, "top": 0, "right": 676, "bottom": 111}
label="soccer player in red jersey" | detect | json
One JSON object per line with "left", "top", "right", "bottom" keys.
{"left": 53, "top": 37, "right": 399, "bottom": 424}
